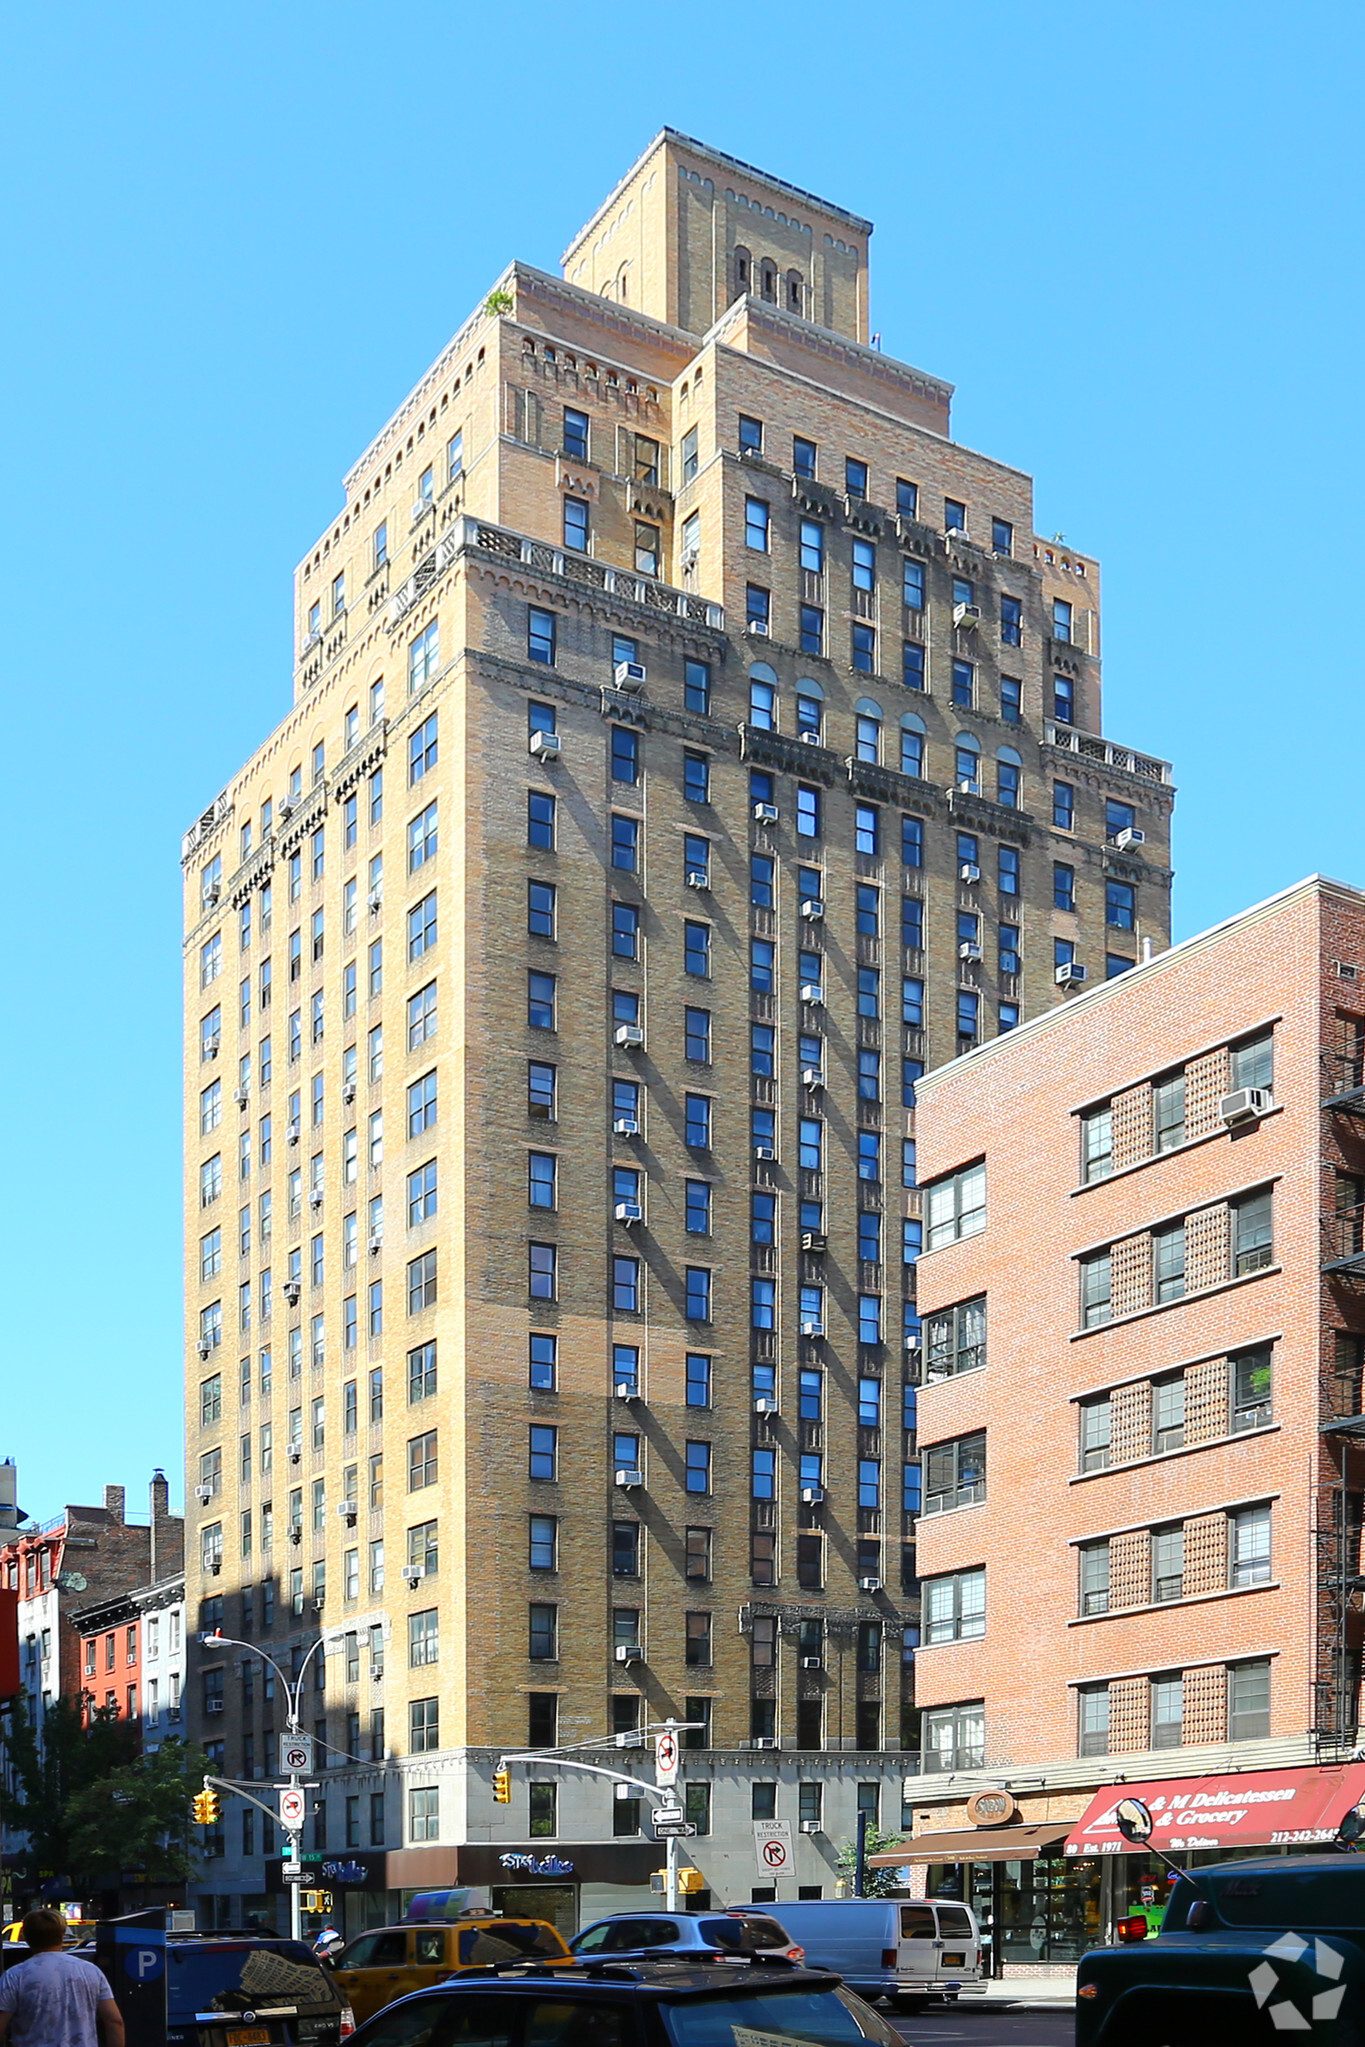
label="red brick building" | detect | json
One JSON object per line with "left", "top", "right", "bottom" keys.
{"left": 896, "top": 876, "right": 1365, "bottom": 1967}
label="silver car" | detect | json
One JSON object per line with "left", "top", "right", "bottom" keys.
{"left": 570, "top": 1910, "right": 803, "bottom": 1963}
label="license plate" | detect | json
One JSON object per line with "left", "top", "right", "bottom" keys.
{"left": 226, "top": 2029, "right": 271, "bottom": 2043}
{"left": 941, "top": 1954, "right": 966, "bottom": 1967}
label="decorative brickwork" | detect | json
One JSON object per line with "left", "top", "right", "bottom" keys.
{"left": 1108, "top": 1676, "right": 1151, "bottom": 1755}
{"left": 1111, "top": 1233, "right": 1152, "bottom": 1318}
{"left": 1186, "top": 1356, "right": 1230, "bottom": 1444}
{"left": 1111, "top": 1085, "right": 1151, "bottom": 1171}
{"left": 1183, "top": 1664, "right": 1227, "bottom": 1745}
{"left": 1112, "top": 1381, "right": 1153, "bottom": 1464}
{"left": 1109, "top": 1530, "right": 1151, "bottom": 1611}
{"left": 1186, "top": 1203, "right": 1231, "bottom": 1293}
{"left": 1183, "top": 1512, "right": 1229, "bottom": 1595}
{"left": 1185, "top": 1048, "right": 1230, "bottom": 1141}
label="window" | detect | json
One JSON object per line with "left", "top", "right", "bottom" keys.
{"left": 738, "top": 414, "right": 763, "bottom": 454}
{"left": 683, "top": 751, "right": 710, "bottom": 804}
{"left": 527, "top": 1152, "right": 557, "bottom": 1211}
{"left": 1081, "top": 1106, "right": 1112, "bottom": 1183}
{"left": 1053, "top": 597, "right": 1074, "bottom": 643}
{"left": 527, "top": 971, "right": 556, "bottom": 1031}
{"left": 855, "top": 804, "right": 879, "bottom": 856}
{"left": 562, "top": 406, "right": 589, "bottom": 459}
{"left": 1232, "top": 1346, "right": 1273, "bottom": 1431}
{"left": 1233, "top": 1190, "right": 1274, "bottom": 1274}
{"left": 1150, "top": 1672, "right": 1183, "bottom": 1749}
{"left": 1078, "top": 1683, "right": 1110, "bottom": 1758}
{"left": 925, "top": 1297, "right": 986, "bottom": 1380}
{"left": 925, "top": 1162, "right": 986, "bottom": 1249}
{"left": 684, "top": 922, "right": 710, "bottom": 978}
{"left": 610, "top": 725, "right": 639, "bottom": 787}
{"left": 924, "top": 1569, "right": 985, "bottom": 1643}
{"left": 1106, "top": 879, "right": 1136, "bottom": 932}
{"left": 745, "top": 497, "right": 770, "bottom": 551}
{"left": 685, "top": 1441, "right": 711, "bottom": 1493}
{"left": 685, "top": 1268, "right": 711, "bottom": 1322}
{"left": 407, "top": 620, "right": 439, "bottom": 695}
{"left": 746, "top": 584, "right": 770, "bottom": 633}
{"left": 528, "top": 1242, "right": 557, "bottom": 1302}
{"left": 529, "top": 1332, "right": 556, "bottom": 1391}
{"left": 613, "top": 1256, "right": 640, "bottom": 1313}
{"left": 751, "top": 1448, "right": 776, "bottom": 1501}
{"left": 852, "top": 538, "right": 876, "bottom": 593}
{"left": 1149, "top": 1373, "right": 1185, "bottom": 1455}
{"left": 1232, "top": 1033, "right": 1274, "bottom": 1093}
{"left": 997, "top": 753, "right": 1021, "bottom": 809}
{"left": 1229, "top": 1659, "right": 1271, "bottom": 1741}
{"left": 528, "top": 1605, "right": 558, "bottom": 1661}
{"left": 680, "top": 424, "right": 699, "bottom": 484}
{"left": 1053, "top": 781, "right": 1075, "bottom": 831}
{"left": 610, "top": 1520, "right": 638, "bottom": 1577}
{"left": 845, "top": 456, "right": 868, "bottom": 498}
{"left": 1080, "top": 1249, "right": 1112, "bottom": 1327}
{"left": 558, "top": 494, "right": 591, "bottom": 553}
{"left": 852, "top": 623, "right": 876, "bottom": 673}
{"left": 684, "top": 659, "right": 711, "bottom": 714}
{"left": 1153, "top": 1221, "right": 1186, "bottom": 1302}
{"left": 922, "top": 1432, "right": 986, "bottom": 1515}
{"left": 528, "top": 1424, "right": 558, "bottom": 1483}
{"left": 924, "top": 1700, "right": 985, "bottom": 1772}
{"left": 1231, "top": 1504, "right": 1272, "bottom": 1586}
{"left": 528, "top": 608, "right": 556, "bottom": 665}
{"left": 684, "top": 1180, "right": 712, "bottom": 1237}
{"left": 408, "top": 1607, "right": 438, "bottom": 1668}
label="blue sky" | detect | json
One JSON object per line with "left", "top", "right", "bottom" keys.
{"left": 3, "top": 1, "right": 1361, "bottom": 1517}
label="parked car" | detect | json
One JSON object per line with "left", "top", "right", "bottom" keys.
{"left": 161, "top": 1935, "right": 353, "bottom": 2047}
{"left": 346, "top": 1958, "right": 903, "bottom": 2047}
{"left": 767, "top": 1898, "right": 986, "bottom": 2008}
{"left": 334, "top": 1919, "right": 571, "bottom": 2025}
{"left": 569, "top": 1910, "right": 801, "bottom": 1964}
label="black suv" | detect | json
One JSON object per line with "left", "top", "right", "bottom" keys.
{"left": 162, "top": 1935, "right": 350, "bottom": 2047}
{"left": 347, "top": 1958, "right": 902, "bottom": 2047}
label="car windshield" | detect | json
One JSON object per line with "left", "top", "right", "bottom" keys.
{"left": 661, "top": 1986, "right": 901, "bottom": 2047}
{"left": 168, "top": 1944, "right": 338, "bottom": 2013}
{"left": 1205, "top": 1870, "right": 1365, "bottom": 1928}
{"left": 457, "top": 1925, "right": 566, "bottom": 1965}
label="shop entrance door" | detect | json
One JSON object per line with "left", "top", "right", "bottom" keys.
{"left": 490, "top": 1883, "right": 577, "bottom": 1939}
{"left": 996, "top": 1855, "right": 1101, "bottom": 1964}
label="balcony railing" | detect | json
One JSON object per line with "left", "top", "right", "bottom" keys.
{"left": 1323, "top": 1202, "right": 1365, "bottom": 1275}
{"left": 1044, "top": 722, "right": 1173, "bottom": 786}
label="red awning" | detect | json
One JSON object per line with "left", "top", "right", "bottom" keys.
{"left": 1064, "top": 1763, "right": 1365, "bottom": 1858}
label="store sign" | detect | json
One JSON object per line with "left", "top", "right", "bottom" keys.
{"left": 319, "top": 1859, "right": 370, "bottom": 1885}
{"left": 966, "top": 1791, "right": 1017, "bottom": 1827}
{"left": 1065, "top": 1763, "right": 1365, "bottom": 1856}
{"left": 498, "top": 1852, "right": 576, "bottom": 1876}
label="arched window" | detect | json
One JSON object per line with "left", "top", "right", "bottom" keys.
{"left": 733, "top": 246, "right": 752, "bottom": 296}
{"left": 996, "top": 745, "right": 1022, "bottom": 811}
{"left": 955, "top": 732, "right": 981, "bottom": 793}
{"left": 786, "top": 270, "right": 804, "bottom": 313}
{"left": 749, "top": 662, "right": 778, "bottom": 732}
{"left": 900, "top": 710, "right": 926, "bottom": 779}
{"left": 616, "top": 263, "right": 631, "bottom": 303}
{"left": 855, "top": 697, "right": 883, "bottom": 765}
{"left": 759, "top": 260, "right": 778, "bottom": 302}
{"left": 795, "top": 675, "right": 824, "bottom": 741}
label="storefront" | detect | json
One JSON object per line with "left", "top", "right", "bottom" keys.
{"left": 869, "top": 1809, "right": 1094, "bottom": 1972}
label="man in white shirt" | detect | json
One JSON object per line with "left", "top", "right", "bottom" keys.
{"left": 0, "top": 1912, "right": 125, "bottom": 2047}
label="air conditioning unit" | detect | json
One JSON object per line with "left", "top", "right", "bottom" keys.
{"left": 800, "top": 1818, "right": 822, "bottom": 1833}
{"left": 946, "top": 525, "right": 968, "bottom": 540}
{"left": 309, "top": 1191, "right": 323, "bottom": 1209}
{"left": 800, "top": 1485, "right": 825, "bottom": 1505}
{"left": 751, "top": 1736, "right": 776, "bottom": 1749}
{"left": 206, "top": 1697, "right": 224, "bottom": 1713}
{"left": 800, "top": 898, "right": 825, "bottom": 920}
{"left": 746, "top": 619, "right": 770, "bottom": 636}
{"left": 953, "top": 603, "right": 982, "bottom": 629}
{"left": 615, "top": 1468, "right": 644, "bottom": 1489}
{"left": 196, "top": 1338, "right": 212, "bottom": 1361}
{"left": 368, "top": 889, "right": 383, "bottom": 912}
{"left": 614, "top": 1643, "right": 644, "bottom": 1664}
{"left": 958, "top": 780, "right": 977, "bottom": 794}
{"left": 368, "top": 1233, "right": 383, "bottom": 1254}
{"left": 614, "top": 1382, "right": 637, "bottom": 1401}
{"left": 1054, "top": 962, "right": 1087, "bottom": 987}
{"left": 412, "top": 499, "right": 433, "bottom": 522}
{"left": 753, "top": 802, "right": 779, "bottom": 824}
{"left": 614, "top": 1201, "right": 643, "bottom": 1224}
{"left": 904, "top": 1337, "right": 921, "bottom": 1356}
{"left": 801, "top": 1065, "right": 824, "bottom": 1086}
{"left": 1220, "top": 1087, "right": 1274, "bottom": 1128}
{"left": 754, "top": 1396, "right": 779, "bottom": 1415}
{"left": 680, "top": 547, "right": 700, "bottom": 572}
{"left": 400, "top": 1564, "right": 425, "bottom": 1586}
{"left": 614, "top": 661, "right": 648, "bottom": 690}
{"left": 615, "top": 1024, "right": 645, "bottom": 1048}
{"left": 288, "top": 1526, "right": 302, "bottom": 1546}
{"left": 685, "top": 870, "right": 710, "bottom": 890}
{"left": 341, "top": 1080, "right": 356, "bottom": 1104}
{"left": 302, "top": 632, "right": 321, "bottom": 654}
{"left": 232, "top": 1085, "right": 249, "bottom": 1106}
{"left": 799, "top": 731, "right": 821, "bottom": 746}
{"left": 283, "top": 1281, "right": 301, "bottom": 1305}
{"left": 1114, "top": 827, "right": 1146, "bottom": 850}
{"left": 859, "top": 1576, "right": 884, "bottom": 1593}
{"left": 529, "top": 730, "right": 561, "bottom": 761}
{"left": 337, "top": 1503, "right": 358, "bottom": 1525}
{"left": 203, "top": 1037, "right": 220, "bottom": 1059}
{"left": 754, "top": 1144, "right": 777, "bottom": 1161}
{"left": 801, "top": 1230, "right": 827, "bottom": 1253}
{"left": 958, "top": 942, "right": 982, "bottom": 962}
{"left": 800, "top": 1320, "right": 824, "bottom": 1337}
{"left": 959, "top": 862, "right": 981, "bottom": 884}
{"left": 286, "top": 1444, "right": 302, "bottom": 1464}
{"left": 800, "top": 1657, "right": 822, "bottom": 1672}
{"left": 210, "top": 1556, "right": 222, "bottom": 1576}
{"left": 799, "top": 982, "right": 823, "bottom": 1003}
{"left": 286, "top": 1122, "right": 300, "bottom": 1146}
{"left": 203, "top": 884, "right": 221, "bottom": 908}
{"left": 194, "top": 1484, "right": 214, "bottom": 1504}
{"left": 613, "top": 1115, "right": 640, "bottom": 1137}
{"left": 278, "top": 798, "right": 295, "bottom": 821}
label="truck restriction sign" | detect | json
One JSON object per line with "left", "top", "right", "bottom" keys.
{"left": 279, "top": 1788, "right": 306, "bottom": 1828}
{"left": 655, "top": 1730, "right": 679, "bottom": 1785}
{"left": 281, "top": 1736, "right": 314, "bottom": 1774}
{"left": 753, "top": 1819, "right": 792, "bottom": 1874}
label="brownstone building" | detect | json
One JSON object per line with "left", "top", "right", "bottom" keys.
{"left": 181, "top": 130, "right": 1174, "bottom": 1928}
{"left": 897, "top": 874, "right": 1365, "bottom": 1967}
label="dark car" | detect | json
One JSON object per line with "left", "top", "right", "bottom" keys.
{"left": 346, "top": 1957, "right": 902, "bottom": 2047}
{"left": 569, "top": 1912, "right": 802, "bottom": 1964}
{"left": 162, "top": 1935, "right": 352, "bottom": 2047}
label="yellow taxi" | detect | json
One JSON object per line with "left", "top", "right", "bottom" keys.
{"left": 333, "top": 1917, "right": 572, "bottom": 2023}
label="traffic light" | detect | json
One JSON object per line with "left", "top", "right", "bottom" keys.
{"left": 677, "top": 1869, "right": 705, "bottom": 1894}
{"left": 300, "top": 1891, "right": 332, "bottom": 1915}
{"left": 492, "top": 1768, "right": 511, "bottom": 1805}
{"left": 193, "top": 1788, "right": 221, "bottom": 1826}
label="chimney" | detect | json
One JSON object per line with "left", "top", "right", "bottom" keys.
{"left": 103, "top": 1485, "right": 125, "bottom": 1523}
{"left": 149, "top": 1470, "right": 173, "bottom": 1579}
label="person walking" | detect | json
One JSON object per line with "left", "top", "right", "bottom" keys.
{"left": 0, "top": 1912, "right": 124, "bottom": 2047}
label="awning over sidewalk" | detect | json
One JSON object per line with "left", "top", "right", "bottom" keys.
{"left": 1063, "top": 1762, "right": 1365, "bottom": 1858}
{"left": 868, "top": 1822, "right": 1072, "bottom": 1866}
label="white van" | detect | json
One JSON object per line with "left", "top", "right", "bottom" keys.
{"left": 768, "top": 1898, "right": 985, "bottom": 2006}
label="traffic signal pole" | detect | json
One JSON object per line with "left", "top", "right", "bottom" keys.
{"left": 496, "top": 1719, "right": 703, "bottom": 1905}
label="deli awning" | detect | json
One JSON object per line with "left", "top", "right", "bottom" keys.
{"left": 868, "top": 1822, "right": 1072, "bottom": 1866}
{"left": 1064, "top": 1763, "right": 1365, "bottom": 1858}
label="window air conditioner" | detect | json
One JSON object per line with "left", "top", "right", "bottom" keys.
{"left": 614, "top": 1643, "right": 644, "bottom": 1663}
{"left": 337, "top": 1503, "right": 358, "bottom": 1524}
{"left": 368, "top": 1233, "right": 383, "bottom": 1254}
{"left": 1055, "top": 962, "right": 1087, "bottom": 987}
{"left": 283, "top": 1281, "right": 301, "bottom": 1305}
{"left": 196, "top": 1339, "right": 212, "bottom": 1361}
{"left": 959, "top": 863, "right": 981, "bottom": 884}
{"left": 799, "top": 731, "right": 821, "bottom": 746}
{"left": 685, "top": 870, "right": 710, "bottom": 890}
{"left": 232, "top": 1085, "right": 250, "bottom": 1106}
{"left": 799, "top": 982, "right": 823, "bottom": 1003}
{"left": 953, "top": 603, "right": 982, "bottom": 629}
{"left": 800, "top": 1657, "right": 822, "bottom": 1672}
{"left": 751, "top": 1736, "right": 776, "bottom": 1749}
{"left": 800, "top": 1818, "right": 822, "bottom": 1832}
{"left": 206, "top": 1697, "right": 224, "bottom": 1713}
{"left": 680, "top": 548, "right": 699, "bottom": 572}
{"left": 800, "top": 1320, "right": 824, "bottom": 1337}
{"left": 203, "top": 885, "right": 221, "bottom": 908}
{"left": 958, "top": 942, "right": 982, "bottom": 961}
{"left": 194, "top": 1484, "right": 214, "bottom": 1504}
{"left": 614, "top": 1202, "right": 643, "bottom": 1224}
{"left": 859, "top": 1576, "right": 884, "bottom": 1593}
{"left": 1114, "top": 827, "right": 1146, "bottom": 850}
{"left": 342, "top": 1081, "right": 356, "bottom": 1103}
{"left": 309, "top": 1191, "right": 323, "bottom": 1209}
{"left": 615, "top": 1468, "right": 644, "bottom": 1489}
{"left": 368, "top": 890, "right": 383, "bottom": 912}
{"left": 203, "top": 1037, "right": 220, "bottom": 1059}
{"left": 800, "top": 898, "right": 825, "bottom": 920}
{"left": 946, "top": 525, "right": 968, "bottom": 540}
{"left": 1220, "top": 1087, "right": 1274, "bottom": 1128}
{"left": 615, "top": 661, "right": 648, "bottom": 689}
{"left": 754, "top": 1144, "right": 777, "bottom": 1161}
{"left": 747, "top": 620, "right": 770, "bottom": 636}
{"left": 286, "top": 1444, "right": 302, "bottom": 1464}
{"left": 286, "top": 1122, "right": 300, "bottom": 1145}
{"left": 529, "top": 731, "right": 561, "bottom": 761}
{"left": 754, "top": 1396, "right": 779, "bottom": 1415}
{"left": 288, "top": 1526, "right": 302, "bottom": 1546}
{"left": 801, "top": 1231, "right": 827, "bottom": 1252}
{"left": 958, "top": 780, "right": 976, "bottom": 794}
{"left": 614, "top": 1382, "right": 637, "bottom": 1401}
{"left": 753, "top": 802, "right": 779, "bottom": 824}
{"left": 904, "top": 1337, "right": 921, "bottom": 1356}
{"left": 615, "top": 1024, "right": 645, "bottom": 1048}
{"left": 400, "top": 1565, "right": 425, "bottom": 1586}
{"left": 613, "top": 1116, "right": 640, "bottom": 1137}
{"left": 801, "top": 1066, "right": 823, "bottom": 1086}
{"left": 278, "top": 799, "right": 295, "bottom": 821}
{"left": 800, "top": 1486, "right": 825, "bottom": 1505}
{"left": 210, "top": 1557, "right": 222, "bottom": 1576}
{"left": 412, "top": 499, "right": 433, "bottom": 522}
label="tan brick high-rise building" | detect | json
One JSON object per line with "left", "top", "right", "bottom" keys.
{"left": 181, "top": 130, "right": 1174, "bottom": 1930}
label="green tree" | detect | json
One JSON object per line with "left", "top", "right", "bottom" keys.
{"left": 835, "top": 1823, "right": 910, "bottom": 1898}
{"left": 66, "top": 1739, "right": 205, "bottom": 1887}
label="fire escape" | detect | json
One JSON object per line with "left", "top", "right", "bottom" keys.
{"left": 1315, "top": 1034, "right": 1365, "bottom": 1754}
